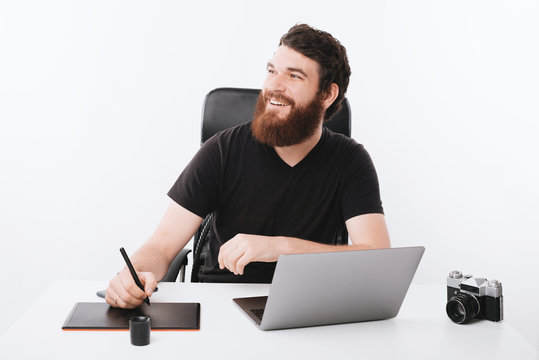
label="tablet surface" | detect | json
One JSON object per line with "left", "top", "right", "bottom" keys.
{"left": 62, "top": 302, "right": 200, "bottom": 330}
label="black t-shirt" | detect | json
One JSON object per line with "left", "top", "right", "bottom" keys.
{"left": 168, "top": 122, "right": 383, "bottom": 283}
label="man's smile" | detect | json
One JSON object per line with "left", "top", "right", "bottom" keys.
{"left": 269, "top": 99, "right": 289, "bottom": 106}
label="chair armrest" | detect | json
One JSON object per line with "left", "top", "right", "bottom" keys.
{"left": 161, "top": 248, "right": 192, "bottom": 282}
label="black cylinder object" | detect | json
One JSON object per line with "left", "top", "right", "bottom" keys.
{"left": 129, "top": 316, "right": 151, "bottom": 346}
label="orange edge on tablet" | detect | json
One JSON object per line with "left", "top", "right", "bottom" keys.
{"left": 62, "top": 329, "right": 199, "bottom": 331}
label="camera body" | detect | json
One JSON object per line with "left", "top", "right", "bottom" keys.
{"left": 446, "top": 270, "right": 503, "bottom": 324}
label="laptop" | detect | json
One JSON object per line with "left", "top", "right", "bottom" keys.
{"left": 233, "top": 246, "right": 425, "bottom": 330}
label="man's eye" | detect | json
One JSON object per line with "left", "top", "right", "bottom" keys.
{"left": 291, "top": 74, "right": 301, "bottom": 79}
{"left": 268, "top": 69, "right": 275, "bottom": 74}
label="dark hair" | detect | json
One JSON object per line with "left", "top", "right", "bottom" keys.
{"left": 279, "top": 24, "right": 351, "bottom": 120}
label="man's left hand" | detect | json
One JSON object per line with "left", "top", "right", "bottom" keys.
{"left": 218, "top": 234, "right": 286, "bottom": 275}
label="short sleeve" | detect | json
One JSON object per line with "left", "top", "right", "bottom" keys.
{"left": 167, "top": 135, "right": 223, "bottom": 218}
{"left": 341, "top": 145, "right": 384, "bottom": 220}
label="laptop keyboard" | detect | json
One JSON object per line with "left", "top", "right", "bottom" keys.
{"left": 250, "top": 308, "right": 265, "bottom": 321}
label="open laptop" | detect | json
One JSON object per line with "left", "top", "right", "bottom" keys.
{"left": 233, "top": 246, "right": 425, "bottom": 330}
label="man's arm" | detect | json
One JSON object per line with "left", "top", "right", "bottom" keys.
{"left": 345, "top": 213, "right": 391, "bottom": 249}
{"left": 218, "top": 213, "right": 390, "bottom": 275}
{"left": 106, "top": 201, "right": 203, "bottom": 308}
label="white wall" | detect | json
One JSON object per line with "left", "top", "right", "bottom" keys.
{"left": 1, "top": 0, "right": 538, "bottom": 347}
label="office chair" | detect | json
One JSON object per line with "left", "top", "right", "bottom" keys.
{"left": 161, "top": 87, "right": 352, "bottom": 282}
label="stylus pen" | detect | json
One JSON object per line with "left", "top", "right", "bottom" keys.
{"left": 120, "top": 247, "right": 150, "bottom": 306}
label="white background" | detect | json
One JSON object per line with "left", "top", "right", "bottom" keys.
{"left": 1, "top": 0, "right": 538, "bottom": 349}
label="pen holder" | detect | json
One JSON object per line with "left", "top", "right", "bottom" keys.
{"left": 129, "top": 316, "right": 151, "bottom": 346}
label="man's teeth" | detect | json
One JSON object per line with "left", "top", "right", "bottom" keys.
{"left": 270, "top": 99, "right": 286, "bottom": 106}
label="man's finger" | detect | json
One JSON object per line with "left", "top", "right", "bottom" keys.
{"left": 107, "top": 278, "right": 142, "bottom": 308}
{"left": 228, "top": 246, "right": 248, "bottom": 274}
{"left": 118, "top": 269, "right": 147, "bottom": 299}
{"left": 139, "top": 272, "right": 157, "bottom": 296}
{"left": 235, "top": 252, "right": 251, "bottom": 275}
{"left": 105, "top": 287, "right": 120, "bottom": 308}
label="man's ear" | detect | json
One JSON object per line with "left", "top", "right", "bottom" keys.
{"left": 322, "top": 83, "right": 339, "bottom": 111}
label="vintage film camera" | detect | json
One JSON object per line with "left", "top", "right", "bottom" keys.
{"left": 446, "top": 270, "right": 503, "bottom": 324}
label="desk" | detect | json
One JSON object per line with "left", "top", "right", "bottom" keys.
{"left": 0, "top": 281, "right": 536, "bottom": 359}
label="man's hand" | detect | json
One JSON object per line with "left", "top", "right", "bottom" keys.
{"left": 105, "top": 268, "right": 157, "bottom": 309}
{"left": 218, "top": 214, "right": 391, "bottom": 277}
{"left": 218, "top": 234, "right": 287, "bottom": 275}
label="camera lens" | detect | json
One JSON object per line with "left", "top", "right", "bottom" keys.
{"left": 446, "top": 293, "right": 480, "bottom": 324}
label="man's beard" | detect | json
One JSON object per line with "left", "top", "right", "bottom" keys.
{"left": 251, "top": 90, "right": 324, "bottom": 147}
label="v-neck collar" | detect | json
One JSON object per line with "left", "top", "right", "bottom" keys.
{"left": 267, "top": 127, "right": 328, "bottom": 171}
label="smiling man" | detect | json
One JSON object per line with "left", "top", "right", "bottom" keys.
{"left": 106, "top": 24, "right": 390, "bottom": 309}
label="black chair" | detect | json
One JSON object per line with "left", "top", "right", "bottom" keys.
{"left": 161, "top": 87, "right": 351, "bottom": 282}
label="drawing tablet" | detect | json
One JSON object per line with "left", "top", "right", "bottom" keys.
{"left": 62, "top": 302, "right": 200, "bottom": 330}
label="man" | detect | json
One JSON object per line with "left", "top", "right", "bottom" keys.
{"left": 106, "top": 24, "right": 390, "bottom": 309}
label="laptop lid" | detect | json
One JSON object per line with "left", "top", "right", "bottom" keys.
{"left": 233, "top": 246, "right": 425, "bottom": 330}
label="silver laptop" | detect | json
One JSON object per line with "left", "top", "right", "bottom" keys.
{"left": 233, "top": 246, "right": 425, "bottom": 330}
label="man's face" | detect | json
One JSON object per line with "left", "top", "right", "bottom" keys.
{"left": 251, "top": 46, "right": 325, "bottom": 147}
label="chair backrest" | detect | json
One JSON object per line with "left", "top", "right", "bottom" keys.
{"left": 201, "top": 87, "right": 351, "bottom": 143}
{"left": 190, "top": 87, "right": 352, "bottom": 282}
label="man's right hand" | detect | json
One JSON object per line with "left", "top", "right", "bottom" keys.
{"left": 105, "top": 268, "right": 157, "bottom": 309}
{"left": 103, "top": 202, "right": 203, "bottom": 308}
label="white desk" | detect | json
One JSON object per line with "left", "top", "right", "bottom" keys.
{"left": 0, "top": 281, "right": 536, "bottom": 359}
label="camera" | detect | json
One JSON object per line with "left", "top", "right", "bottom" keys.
{"left": 446, "top": 270, "right": 503, "bottom": 324}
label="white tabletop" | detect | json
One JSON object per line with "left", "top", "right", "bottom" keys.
{"left": 0, "top": 281, "right": 536, "bottom": 359}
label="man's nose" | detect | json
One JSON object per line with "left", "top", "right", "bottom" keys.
{"left": 265, "top": 73, "right": 286, "bottom": 92}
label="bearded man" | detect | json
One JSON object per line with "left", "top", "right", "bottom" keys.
{"left": 106, "top": 24, "right": 390, "bottom": 309}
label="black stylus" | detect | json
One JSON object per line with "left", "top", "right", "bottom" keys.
{"left": 120, "top": 247, "right": 150, "bottom": 306}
